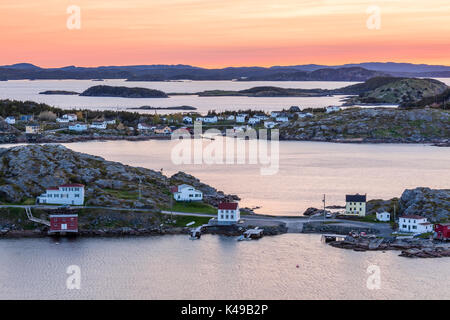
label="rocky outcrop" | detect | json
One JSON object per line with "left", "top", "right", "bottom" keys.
{"left": 329, "top": 236, "right": 450, "bottom": 258}
{"left": 302, "top": 222, "right": 380, "bottom": 235}
{"left": 399, "top": 188, "right": 449, "bottom": 222}
{"left": 170, "top": 171, "right": 240, "bottom": 206}
{"left": 280, "top": 107, "right": 449, "bottom": 143}
{"left": 0, "top": 144, "right": 233, "bottom": 209}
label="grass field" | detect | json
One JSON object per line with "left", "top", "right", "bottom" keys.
{"left": 164, "top": 201, "right": 217, "bottom": 214}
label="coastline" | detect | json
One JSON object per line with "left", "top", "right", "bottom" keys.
{"left": 0, "top": 132, "right": 448, "bottom": 146}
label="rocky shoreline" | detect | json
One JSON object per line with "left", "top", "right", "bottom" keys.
{"left": 0, "top": 222, "right": 287, "bottom": 239}
{"left": 328, "top": 236, "right": 450, "bottom": 258}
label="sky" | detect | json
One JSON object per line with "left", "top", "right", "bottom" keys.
{"left": 0, "top": 0, "right": 449, "bottom": 68}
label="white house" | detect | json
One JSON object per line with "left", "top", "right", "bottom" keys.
{"left": 248, "top": 117, "right": 261, "bottom": 125}
{"left": 203, "top": 116, "right": 218, "bottom": 123}
{"left": 254, "top": 114, "right": 269, "bottom": 121}
{"left": 345, "top": 194, "right": 367, "bottom": 216}
{"left": 183, "top": 116, "right": 193, "bottom": 124}
{"left": 275, "top": 116, "right": 289, "bottom": 122}
{"left": 104, "top": 118, "right": 116, "bottom": 125}
{"left": 5, "top": 116, "right": 15, "bottom": 125}
{"left": 138, "top": 123, "right": 154, "bottom": 131}
{"left": 226, "top": 115, "right": 235, "bottom": 121}
{"left": 171, "top": 184, "right": 203, "bottom": 201}
{"left": 296, "top": 112, "right": 313, "bottom": 119}
{"left": 90, "top": 121, "right": 107, "bottom": 130}
{"left": 68, "top": 123, "right": 88, "bottom": 132}
{"left": 56, "top": 117, "right": 70, "bottom": 123}
{"left": 270, "top": 111, "right": 282, "bottom": 118}
{"left": 326, "top": 106, "right": 341, "bottom": 113}
{"left": 376, "top": 211, "right": 391, "bottom": 222}
{"left": 236, "top": 115, "right": 247, "bottom": 123}
{"left": 264, "top": 121, "right": 277, "bottom": 129}
{"left": 37, "top": 184, "right": 85, "bottom": 205}
{"left": 217, "top": 202, "right": 240, "bottom": 225}
{"left": 57, "top": 114, "right": 77, "bottom": 123}
{"left": 398, "top": 215, "right": 433, "bottom": 234}
{"left": 25, "top": 124, "right": 41, "bottom": 134}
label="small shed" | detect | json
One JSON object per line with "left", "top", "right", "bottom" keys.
{"left": 376, "top": 211, "right": 390, "bottom": 222}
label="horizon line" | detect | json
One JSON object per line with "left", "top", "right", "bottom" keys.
{"left": 3, "top": 61, "right": 450, "bottom": 70}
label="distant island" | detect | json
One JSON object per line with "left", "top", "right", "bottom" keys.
{"left": 2, "top": 62, "right": 450, "bottom": 81}
{"left": 80, "top": 85, "right": 168, "bottom": 98}
{"left": 39, "top": 90, "right": 80, "bottom": 95}
{"left": 195, "top": 77, "right": 449, "bottom": 106}
{"left": 128, "top": 105, "right": 197, "bottom": 111}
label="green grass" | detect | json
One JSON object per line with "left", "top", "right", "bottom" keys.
{"left": 164, "top": 214, "right": 211, "bottom": 227}
{"left": 103, "top": 188, "right": 139, "bottom": 200}
{"left": 163, "top": 201, "right": 217, "bottom": 214}
{"left": 416, "top": 232, "right": 433, "bottom": 239}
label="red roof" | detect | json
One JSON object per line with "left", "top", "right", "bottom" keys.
{"left": 47, "top": 187, "right": 59, "bottom": 190}
{"left": 399, "top": 215, "right": 426, "bottom": 220}
{"left": 170, "top": 186, "right": 178, "bottom": 193}
{"left": 218, "top": 202, "right": 238, "bottom": 210}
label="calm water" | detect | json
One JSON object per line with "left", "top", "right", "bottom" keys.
{"left": 54, "top": 139, "right": 450, "bottom": 216}
{"left": 1, "top": 234, "right": 448, "bottom": 300}
{"left": 0, "top": 79, "right": 358, "bottom": 114}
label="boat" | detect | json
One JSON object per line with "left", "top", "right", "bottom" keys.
{"left": 189, "top": 229, "right": 201, "bottom": 240}
{"left": 238, "top": 227, "right": 263, "bottom": 241}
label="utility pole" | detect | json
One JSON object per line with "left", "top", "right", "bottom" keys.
{"left": 322, "top": 194, "right": 326, "bottom": 220}
{"left": 138, "top": 177, "right": 142, "bottom": 200}
{"left": 170, "top": 195, "right": 173, "bottom": 221}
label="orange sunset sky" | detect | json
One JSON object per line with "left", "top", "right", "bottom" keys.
{"left": 0, "top": 0, "right": 449, "bottom": 68}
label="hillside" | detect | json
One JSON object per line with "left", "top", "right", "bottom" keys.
{"left": 0, "top": 144, "right": 233, "bottom": 208}
{"left": 279, "top": 107, "right": 450, "bottom": 143}
{"left": 2, "top": 62, "right": 449, "bottom": 80}
{"left": 80, "top": 85, "right": 168, "bottom": 98}
{"left": 342, "top": 78, "right": 448, "bottom": 105}
{"left": 198, "top": 86, "right": 329, "bottom": 97}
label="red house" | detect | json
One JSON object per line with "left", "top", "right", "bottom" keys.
{"left": 49, "top": 214, "right": 78, "bottom": 234}
{"left": 434, "top": 223, "right": 450, "bottom": 240}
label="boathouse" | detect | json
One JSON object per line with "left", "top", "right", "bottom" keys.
{"left": 49, "top": 214, "right": 78, "bottom": 234}
{"left": 434, "top": 223, "right": 450, "bottom": 240}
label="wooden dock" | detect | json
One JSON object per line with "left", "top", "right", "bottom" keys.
{"left": 25, "top": 207, "right": 50, "bottom": 226}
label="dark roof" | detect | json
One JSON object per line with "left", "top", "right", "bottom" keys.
{"left": 218, "top": 202, "right": 238, "bottom": 210}
{"left": 346, "top": 194, "right": 366, "bottom": 202}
